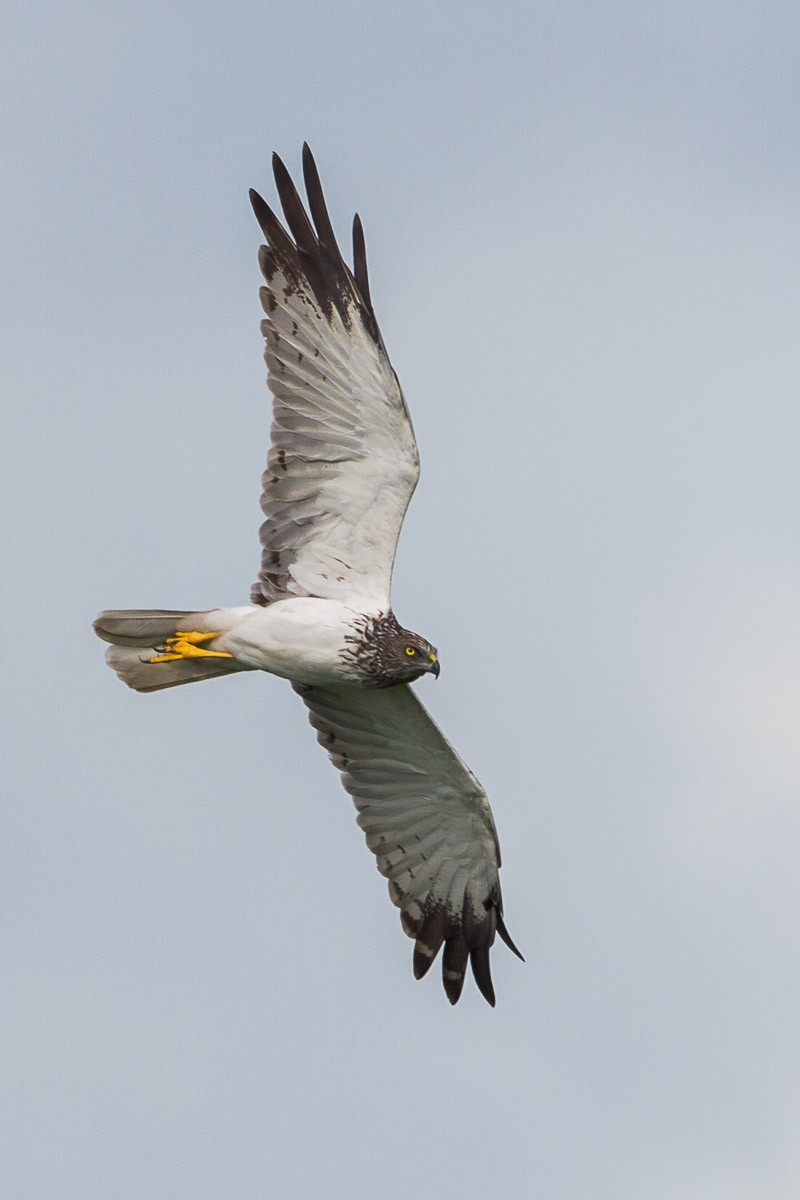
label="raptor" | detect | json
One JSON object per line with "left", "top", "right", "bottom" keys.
{"left": 95, "top": 146, "right": 522, "bottom": 1005}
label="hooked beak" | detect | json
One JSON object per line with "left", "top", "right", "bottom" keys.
{"left": 428, "top": 655, "right": 440, "bottom": 679}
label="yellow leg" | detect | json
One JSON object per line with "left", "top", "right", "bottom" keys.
{"left": 149, "top": 630, "right": 234, "bottom": 663}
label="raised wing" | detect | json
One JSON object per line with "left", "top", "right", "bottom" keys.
{"left": 249, "top": 146, "right": 419, "bottom": 610}
{"left": 294, "top": 682, "right": 523, "bottom": 1005}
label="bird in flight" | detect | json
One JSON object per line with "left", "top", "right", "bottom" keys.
{"left": 94, "top": 145, "right": 522, "bottom": 1005}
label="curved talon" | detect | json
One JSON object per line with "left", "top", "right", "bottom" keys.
{"left": 148, "top": 630, "right": 233, "bottom": 664}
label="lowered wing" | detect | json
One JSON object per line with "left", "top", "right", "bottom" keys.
{"left": 249, "top": 146, "right": 419, "bottom": 611}
{"left": 294, "top": 682, "right": 523, "bottom": 1005}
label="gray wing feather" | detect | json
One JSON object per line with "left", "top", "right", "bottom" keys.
{"left": 294, "top": 682, "right": 520, "bottom": 1006}
{"left": 249, "top": 146, "right": 419, "bottom": 610}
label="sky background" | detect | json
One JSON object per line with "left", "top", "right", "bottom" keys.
{"left": 3, "top": 2, "right": 800, "bottom": 1197}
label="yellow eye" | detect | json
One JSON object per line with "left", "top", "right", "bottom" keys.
{"left": 405, "top": 646, "right": 417, "bottom": 656}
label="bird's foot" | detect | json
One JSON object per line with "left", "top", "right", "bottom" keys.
{"left": 148, "top": 631, "right": 234, "bottom": 663}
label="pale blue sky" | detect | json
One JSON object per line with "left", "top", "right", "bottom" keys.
{"left": 3, "top": 3, "right": 800, "bottom": 1198}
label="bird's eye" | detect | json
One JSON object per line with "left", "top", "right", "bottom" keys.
{"left": 405, "top": 646, "right": 417, "bottom": 656}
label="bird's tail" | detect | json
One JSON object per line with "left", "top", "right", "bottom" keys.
{"left": 93, "top": 608, "right": 252, "bottom": 692}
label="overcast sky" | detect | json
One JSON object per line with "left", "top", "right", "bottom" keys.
{"left": 3, "top": 2, "right": 800, "bottom": 1197}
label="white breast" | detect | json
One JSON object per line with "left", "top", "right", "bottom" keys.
{"left": 220, "top": 597, "right": 365, "bottom": 685}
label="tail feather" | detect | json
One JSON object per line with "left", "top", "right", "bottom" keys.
{"left": 94, "top": 609, "right": 221, "bottom": 648}
{"left": 94, "top": 608, "right": 252, "bottom": 692}
{"left": 104, "top": 644, "right": 248, "bottom": 692}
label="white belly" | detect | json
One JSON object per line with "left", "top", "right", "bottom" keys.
{"left": 218, "top": 597, "right": 363, "bottom": 685}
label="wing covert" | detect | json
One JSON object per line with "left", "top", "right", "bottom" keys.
{"left": 250, "top": 146, "right": 419, "bottom": 610}
{"left": 293, "top": 682, "right": 522, "bottom": 1005}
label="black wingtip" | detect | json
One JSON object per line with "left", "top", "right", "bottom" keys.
{"left": 413, "top": 945, "right": 434, "bottom": 980}
{"left": 269, "top": 152, "right": 288, "bottom": 200}
{"left": 271, "top": 151, "right": 291, "bottom": 191}
{"left": 441, "top": 937, "right": 469, "bottom": 1005}
{"left": 496, "top": 911, "right": 525, "bottom": 962}
{"left": 249, "top": 187, "right": 271, "bottom": 230}
{"left": 352, "top": 212, "right": 372, "bottom": 310}
{"left": 413, "top": 951, "right": 433, "bottom": 981}
{"left": 470, "top": 946, "right": 497, "bottom": 1007}
{"left": 272, "top": 152, "right": 319, "bottom": 255}
{"left": 443, "top": 976, "right": 465, "bottom": 1006}
{"left": 412, "top": 912, "right": 446, "bottom": 982}
{"left": 301, "top": 143, "right": 342, "bottom": 258}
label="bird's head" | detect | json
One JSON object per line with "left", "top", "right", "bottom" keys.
{"left": 346, "top": 613, "right": 440, "bottom": 686}
{"left": 389, "top": 630, "right": 440, "bottom": 684}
